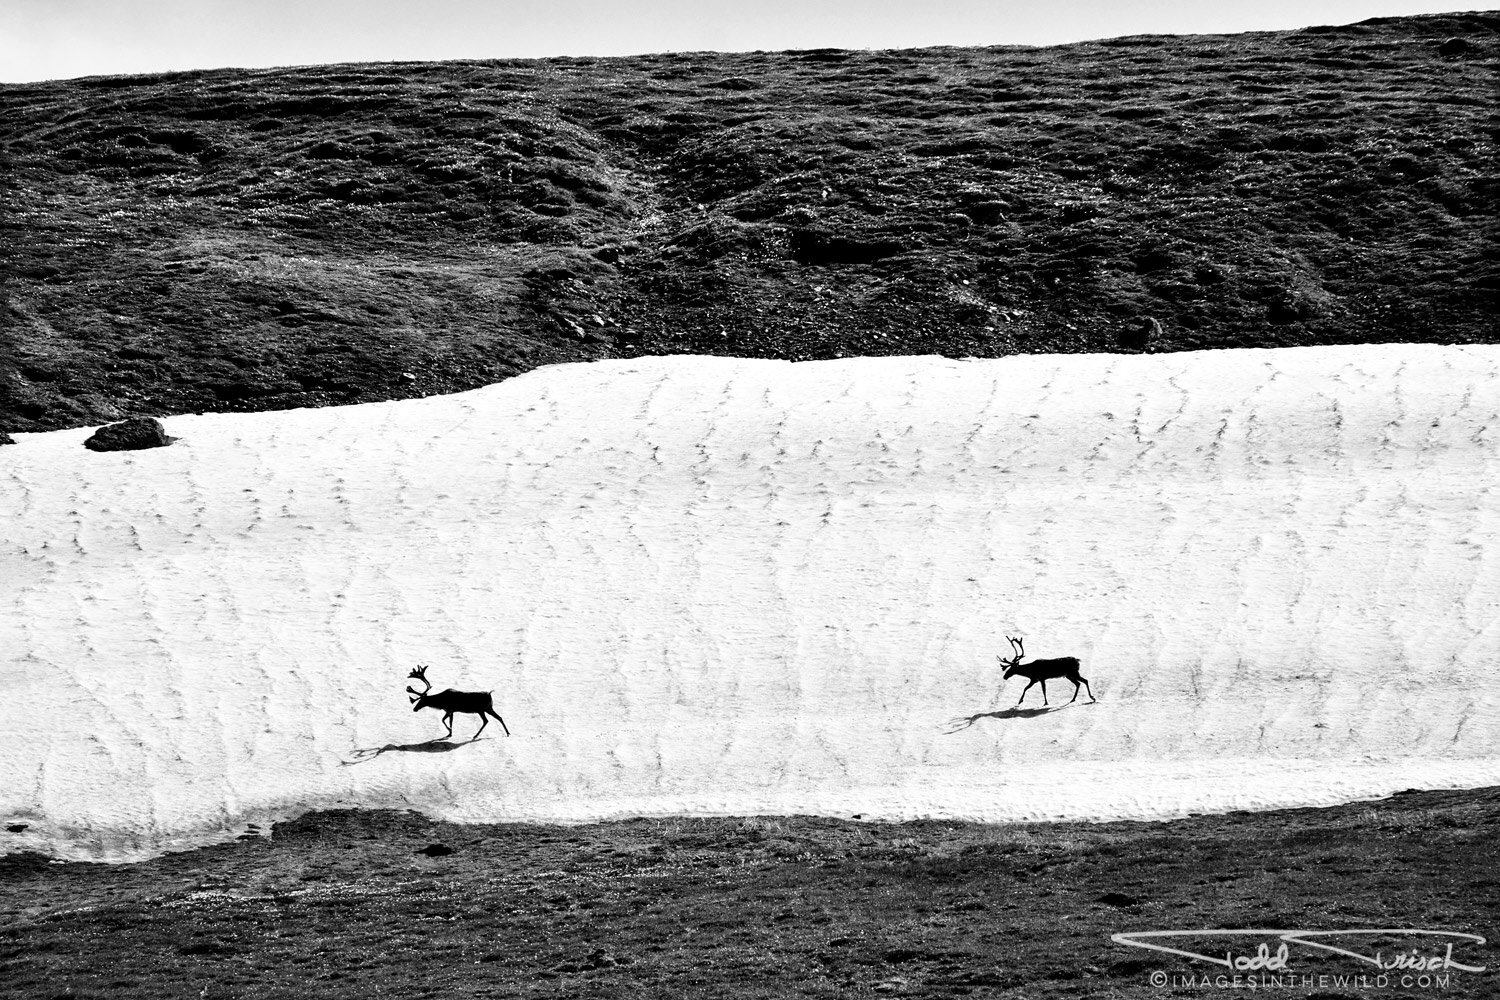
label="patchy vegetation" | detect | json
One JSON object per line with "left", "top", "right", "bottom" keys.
{"left": 2, "top": 788, "right": 1495, "bottom": 998}
{"left": 1, "top": 12, "right": 1496, "bottom": 431}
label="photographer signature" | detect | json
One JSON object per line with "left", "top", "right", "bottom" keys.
{"left": 1112, "top": 928, "right": 1487, "bottom": 972}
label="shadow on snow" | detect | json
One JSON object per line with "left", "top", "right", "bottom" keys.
{"left": 341, "top": 737, "right": 490, "bottom": 765}
{"left": 944, "top": 702, "right": 1094, "bottom": 733}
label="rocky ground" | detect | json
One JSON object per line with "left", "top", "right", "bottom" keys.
{"left": 1, "top": 11, "right": 1496, "bottom": 432}
{"left": 2, "top": 788, "right": 1496, "bottom": 998}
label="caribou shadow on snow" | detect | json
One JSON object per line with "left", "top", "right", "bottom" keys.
{"left": 944, "top": 705, "right": 1060, "bottom": 733}
{"left": 341, "top": 737, "right": 491, "bottom": 765}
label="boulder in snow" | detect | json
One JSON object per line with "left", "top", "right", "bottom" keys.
{"left": 83, "top": 417, "right": 175, "bottom": 452}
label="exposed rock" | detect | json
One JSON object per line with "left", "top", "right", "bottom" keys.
{"left": 0, "top": 432, "right": 15, "bottom": 446}
{"left": 306, "top": 139, "right": 357, "bottom": 160}
{"left": 958, "top": 200, "right": 1008, "bottom": 225}
{"left": 82, "top": 416, "right": 175, "bottom": 452}
{"left": 74, "top": 393, "right": 125, "bottom": 422}
{"left": 789, "top": 227, "right": 907, "bottom": 265}
{"left": 1266, "top": 292, "right": 1316, "bottom": 324}
{"left": 1437, "top": 37, "right": 1473, "bottom": 57}
{"left": 1097, "top": 891, "right": 1141, "bottom": 907}
{"left": 1118, "top": 316, "right": 1162, "bottom": 352}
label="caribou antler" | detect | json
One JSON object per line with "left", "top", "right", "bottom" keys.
{"left": 406, "top": 664, "right": 432, "bottom": 703}
{"left": 1006, "top": 635, "right": 1025, "bottom": 660}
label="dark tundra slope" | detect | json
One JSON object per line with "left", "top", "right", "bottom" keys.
{"left": 1, "top": 11, "right": 1496, "bottom": 432}
{"left": 3, "top": 790, "right": 1497, "bottom": 999}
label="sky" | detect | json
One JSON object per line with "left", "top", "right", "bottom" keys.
{"left": 2, "top": 1, "right": 1492, "bottom": 83}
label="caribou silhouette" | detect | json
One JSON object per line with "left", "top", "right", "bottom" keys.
{"left": 406, "top": 664, "right": 510, "bottom": 739}
{"left": 997, "top": 635, "right": 1094, "bottom": 706}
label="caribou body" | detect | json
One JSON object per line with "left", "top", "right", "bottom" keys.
{"left": 406, "top": 664, "right": 510, "bottom": 738}
{"left": 997, "top": 635, "right": 1094, "bottom": 706}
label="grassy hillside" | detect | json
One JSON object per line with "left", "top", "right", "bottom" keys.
{"left": 1, "top": 11, "right": 1495, "bottom": 432}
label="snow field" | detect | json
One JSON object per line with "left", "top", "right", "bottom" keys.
{"left": 1, "top": 345, "right": 1497, "bottom": 860}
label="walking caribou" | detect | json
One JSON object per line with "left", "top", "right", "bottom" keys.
{"left": 406, "top": 665, "right": 510, "bottom": 738}
{"left": 997, "top": 635, "right": 1095, "bottom": 706}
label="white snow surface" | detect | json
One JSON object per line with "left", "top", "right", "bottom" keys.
{"left": 2, "top": 345, "right": 1498, "bottom": 861}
